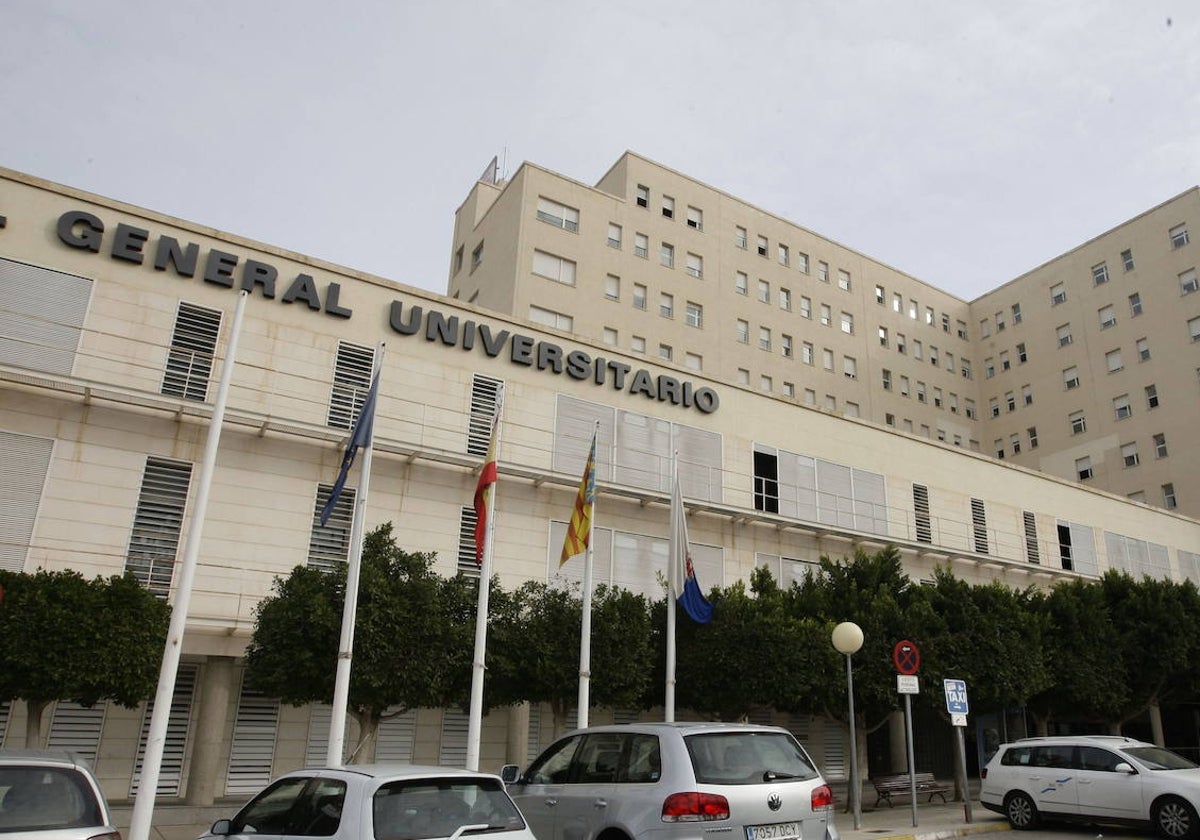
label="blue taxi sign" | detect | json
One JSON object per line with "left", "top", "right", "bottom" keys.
{"left": 943, "top": 678, "right": 969, "bottom": 715}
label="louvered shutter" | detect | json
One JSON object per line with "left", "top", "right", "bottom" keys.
{"left": 553, "top": 396, "right": 613, "bottom": 480}
{"left": 0, "top": 257, "right": 92, "bottom": 374}
{"left": 130, "top": 664, "right": 197, "bottom": 796}
{"left": 1023, "top": 512, "right": 1040, "bottom": 563}
{"left": 438, "top": 710, "right": 469, "bottom": 767}
{"left": 614, "top": 411, "right": 669, "bottom": 491}
{"left": 224, "top": 685, "right": 279, "bottom": 795}
{"left": 673, "top": 424, "right": 721, "bottom": 503}
{"left": 47, "top": 702, "right": 105, "bottom": 764}
{"left": 125, "top": 458, "right": 193, "bottom": 596}
{"left": 376, "top": 708, "right": 417, "bottom": 762}
{"left": 467, "top": 375, "right": 503, "bottom": 456}
{"left": 327, "top": 342, "right": 374, "bottom": 430}
{"left": 1068, "top": 523, "right": 1098, "bottom": 575}
{"left": 0, "top": 432, "right": 53, "bottom": 572}
{"left": 852, "top": 469, "right": 887, "bottom": 535}
{"left": 161, "top": 302, "right": 221, "bottom": 401}
{"left": 816, "top": 460, "right": 853, "bottom": 528}
{"left": 308, "top": 485, "right": 354, "bottom": 571}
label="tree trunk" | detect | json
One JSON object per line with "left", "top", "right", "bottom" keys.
{"left": 1149, "top": 703, "right": 1165, "bottom": 746}
{"left": 24, "top": 699, "right": 49, "bottom": 749}
{"left": 348, "top": 709, "right": 380, "bottom": 764}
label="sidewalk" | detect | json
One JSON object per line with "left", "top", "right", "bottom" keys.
{"left": 830, "top": 780, "right": 1009, "bottom": 840}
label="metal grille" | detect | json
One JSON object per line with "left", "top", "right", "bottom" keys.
{"left": 0, "top": 256, "right": 92, "bottom": 375}
{"left": 225, "top": 684, "right": 280, "bottom": 795}
{"left": 526, "top": 704, "right": 542, "bottom": 762}
{"left": 130, "top": 663, "right": 197, "bottom": 797}
{"left": 0, "top": 431, "right": 54, "bottom": 572}
{"left": 0, "top": 700, "right": 8, "bottom": 746}
{"left": 162, "top": 302, "right": 221, "bottom": 401}
{"left": 913, "top": 484, "right": 932, "bottom": 543}
{"left": 327, "top": 342, "right": 375, "bottom": 430}
{"left": 821, "top": 720, "right": 847, "bottom": 780}
{"left": 971, "top": 498, "right": 988, "bottom": 553}
{"left": 47, "top": 702, "right": 106, "bottom": 764}
{"left": 438, "top": 710, "right": 469, "bottom": 767}
{"left": 456, "top": 506, "right": 480, "bottom": 577}
{"left": 467, "top": 375, "right": 503, "bottom": 456}
{"left": 1023, "top": 511, "right": 1040, "bottom": 563}
{"left": 125, "top": 457, "right": 193, "bottom": 596}
{"left": 376, "top": 708, "right": 417, "bottom": 762}
{"left": 308, "top": 485, "right": 355, "bottom": 571}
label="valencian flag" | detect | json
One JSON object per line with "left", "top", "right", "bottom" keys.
{"left": 472, "top": 400, "right": 503, "bottom": 564}
{"left": 559, "top": 431, "right": 597, "bottom": 565}
{"left": 320, "top": 369, "right": 380, "bottom": 526}
{"left": 671, "top": 473, "right": 713, "bottom": 623}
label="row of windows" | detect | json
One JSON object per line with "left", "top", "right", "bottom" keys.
{"left": 883, "top": 415, "right": 977, "bottom": 449}
{"left": 873, "top": 285, "right": 970, "bottom": 340}
{"left": 1049, "top": 265, "right": 1195, "bottom": 308}
{"left": 881, "top": 369, "right": 978, "bottom": 418}
{"left": 879, "top": 325, "right": 973, "bottom": 379}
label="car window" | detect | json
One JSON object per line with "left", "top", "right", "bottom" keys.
{"left": 230, "top": 776, "right": 314, "bottom": 834}
{"left": 285, "top": 778, "right": 348, "bottom": 837}
{"left": 1030, "top": 745, "right": 1074, "bottom": 769}
{"left": 0, "top": 766, "right": 103, "bottom": 831}
{"left": 373, "top": 777, "right": 525, "bottom": 839}
{"left": 1124, "top": 746, "right": 1199, "bottom": 770}
{"left": 1078, "top": 748, "right": 1123, "bottom": 772}
{"left": 619, "top": 734, "right": 661, "bottom": 784}
{"left": 526, "top": 735, "right": 583, "bottom": 785}
{"left": 574, "top": 734, "right": 625, "bottom": 784}
{"left": 686, "top": 732, "right": 818, "bottom": 785}
{"left": 1000, "top": 746, "right": 1032, "bottom": 766}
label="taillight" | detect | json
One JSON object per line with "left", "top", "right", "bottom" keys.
{"left": 811, "top": 784, "right": 834, "bottom": 810}
{"left": 662, "top": 792, "right": 731, "bottom": 822}
{"left": 88, "top": 832, "right": 122, "bottom": 840}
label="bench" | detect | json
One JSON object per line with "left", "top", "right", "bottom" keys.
{"left": 870, "top": 772, "right": 952, "bottom": 807}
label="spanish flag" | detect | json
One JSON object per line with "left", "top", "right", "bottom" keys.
{"left": 472, "top": 400, "right": 503, "bottom": 565}
{"left": 559, "top": 431, "right": 597, "bottom": 565}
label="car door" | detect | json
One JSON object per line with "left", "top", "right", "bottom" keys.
{"left": 222, "top": 775, "right": 315, "bottom": 840}
{"left": 1074, "top": 747, "right": 1144, "bottom": 821}
{"left": 1025, "top": 745, "right": 1079, "bottom": 817}
{"left": 508, "top": 734, "right": 584, "bottom": 840}
{"left": 550, "top": 734, "right": 622, "bottom": 840}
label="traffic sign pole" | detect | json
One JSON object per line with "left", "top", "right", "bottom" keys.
{"left": 943, "top": 679, "right": 974, "bottom": 824}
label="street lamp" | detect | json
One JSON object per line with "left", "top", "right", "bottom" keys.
{"left": 831, "top": 621, "right": 864, "bottom": 830}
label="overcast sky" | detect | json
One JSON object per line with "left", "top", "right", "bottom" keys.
{"left": 2, "top": 1, "right": 1197, "bottom": 302}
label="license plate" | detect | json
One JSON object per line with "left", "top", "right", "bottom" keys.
{"left": 745, "top": 822, "right": 801, "bottom": 840}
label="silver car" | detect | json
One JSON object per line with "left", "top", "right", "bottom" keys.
{"left": 501, "top": 722, "right": 838, "bottom": 840}
{"left": 0, "top": 750, "right": 120, "bottom": 840}
{"left": 200, "top": 764, "right": 536, "bottom": 840}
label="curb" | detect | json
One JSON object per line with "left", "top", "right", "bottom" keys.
{"left": 870, "top": 823, "right": 1012, "bottom": 840}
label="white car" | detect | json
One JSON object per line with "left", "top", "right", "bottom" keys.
{"left": 980, "top": 735, "right": 1200, "bottom": 839}
{"left": 199, "top": 764, "right": 535, "bottom": 840}
{"left": 0, "top": 750, "right": 120, "bottom": 840}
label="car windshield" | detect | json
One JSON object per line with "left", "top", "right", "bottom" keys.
{"left": 0, "top": 766, "right": 103, "bottom": 832}
{"left": 685, "top": 732, "right": 818, "bottom": 785}
{"left": 1123, "top": 747, "right": 1199, "bottom": 771}
{"left": 373, "top": 777, "right": 526, "bottom": 839}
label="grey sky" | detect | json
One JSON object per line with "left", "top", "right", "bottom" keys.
{"left": 2, "top": 1, "right": 1197, "bottom": 302}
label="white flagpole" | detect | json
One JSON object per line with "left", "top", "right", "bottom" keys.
{"left": 575, "top": 423, "right": 598, "bottom": 728}
{"left": 664, "top": 451, "right": 679, "bottom": 723}
{"left": 466, "top": 384, "right": 506, "bottom": 771}
{"left": 128, "top": 290, "right": 248, "bottom": 840}
{"left": 326, "top": 342, "right": 385, "bottom": 767}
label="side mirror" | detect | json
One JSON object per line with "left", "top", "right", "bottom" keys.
{"left": 500, "top": 764, "right": 521, "bottom": 784}
{"left": 1114, "top": 762, "right": 1136, "bottom": 774}
{"left": 209, "top": 819, "right": 232, "bottom": 836}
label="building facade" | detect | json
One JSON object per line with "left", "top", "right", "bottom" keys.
{"left": 448, "top": 153, "right": 1200, "bottom": 517}
{"left": 2, "top": 166, "right": 1200, "bottom": 809}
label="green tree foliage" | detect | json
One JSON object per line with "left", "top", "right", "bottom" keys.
{"left": 0, "top": 569, "right": 170, "bottom": 747}
{"left": 244, "top": 523, "right": 473, "bottom": 761}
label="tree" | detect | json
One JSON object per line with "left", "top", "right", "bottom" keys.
{"left": 0, "top": 569, "right": 170, "bottom": 747}
{"left": 244, "top": 523, "right": 473, "bottom": 761}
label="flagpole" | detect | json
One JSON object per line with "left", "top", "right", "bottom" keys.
{"left": 128, "top": 291, "right": 248, "bottom": 840}
{"left": 665, "top": 451, "right": 678, "bottom": 723}
{"left": 466, "top": 384, "right": 506, "bottom": 771}
{"left": 575, "top": 423, "right": 599, "bottom": 727}
{"left": 326, "top": 342, "right": 385, "bottom": 767}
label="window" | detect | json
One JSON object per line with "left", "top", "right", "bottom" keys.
{"left": 843, "top": 356, "right": 857, "bottom": 379}
{"left": 913, "top": 340, "right": 923, "bottom": 360}
{"left": 607, "top": 223, "right": 622, "bottom": 249}
{"left": 882, "top": 369, "right": 892, "bottom": 390}
{"left": 1164, "top": 483, "right": 1177, "bottom": 509}
{"left": 471, "top": 241, "right": 484, "bottom": 270}
{"left": 896, "top": 332, "right": 907, "bottom": 354}
{"left": 797, "top": 252, "right": 809, "bottom": 273}
{"left": 685, "top": 352, "right": 702, "bottom": 371}
{"left": 1017, "top": 342, "right": 1028, "bottom": 363}
{"left": 1121, "top": 442, "right": 1139, "bottom": 467}
{"left": 781, "top": 334, "right": 793, "bottom": 357}
{"left": 685, "top": 252, "right": 703, "bottom": 278}
{"left": 783, "top": 381, "right": 794, "bottom": 397}
{"left": 934, "top": 387, "right": 943, "bottom": 408}
{"left": 908, "top": 299, "right": 918, "bottom": 319}
{"left": 925, "top": 306, "right": 935, "bottom": 325}
{"left": 995, "top": 311, "right": 1006, "bottom": 332}
{"left": 634, "top": 233, "right": 649, "bottom": 258}
{"left": 942, "top": 313, "right": 951, "bottom": 332}
{"left": 1122, "top": 249, "right": 1135, "bottom": 271}
{"left": 759, "top": 326, "right": 772, "bottom": 351}
{"left": 1145, "top": 383, "right": 1159, "bottom": 409}
{"left": 894, "top": 293, "right": 904, "bottom": 313}
{"left": 929, "top": 346, "right": 939, "bottom": 366}
{"left": 632, "top": 283, "right": 647, "bottom": 310}
{"left": 818, "top": 261, "right": 830, "bottom": 282}
{"left": 686, "top": 206, "right": 703, "bottom": 230}
{"left": 685, "top": 301, "right": 703, "bottom": 327}
{"left": 878, "top": 326, "right": 889, "bottom": 347}
{"left": 845, "top": 402, "right": 860, "bottom": 418}
{"left": 1092, "top": 262, "right": 1109, "bottom": 285}
{"left": 636, "top": 184, "right": 649, "bottom": 208}
{"left": 1006, "top": 391, "right": 1016, "bottom": 412}
{"left": 802, "top": 342, "right": 814, "bottom": 365}
{"left": 328, "top": 342, "right": 375, "bottom": 429}
{"left": 125, "top": 457, "right": 192, "bottom": 595}
{"left": 453, "top": 246, "right": 464, "bottom": 275}
{"left": 1137, "top": 337, "right": 1150, "bottom": 360}
{"left": 529, "top": 305, "right": 573, "bottom": 331}
{"left": 1191, "top": 316, "right": 1200, "bottom": 342}
{"left": 885, "top": 413, "right": 895, "bottom": 426}
{"left": 949, "top": 393, "right": 958, "bottom": 413}
{"left": 735, "top": 271, "right": 748, "bottom": 295}
{"left": 1181, "top": 268, "right": 1199, "bottom": 294}
{"left": 995, "top": 439, "right": 1006, "bottom": 459}
{"left": 840, "top": 312, "right": 854, "bottom": 334}
{"left": 1099, "top": 305, "right": 1116, "bottom": 328}
{"left": 757, "top": 235, "right": 768, "bottom": 257}
{"left": 778, "top": 243, "right": 790, "bottom": 265}
{"left": 824, "top": 394, "right": 837, "bottom": 411}
{"left": 957, "top": 319, "right": 968, "bottom": 339}
{"left": 659, "top": 293, "right": 674, "bottom": 318}
{"left": 1076, "top": 456, "right": 1093, "bottom": 480}
{"left": 1154, "top": 433, "right": 1168, "bottom": 458}
{"left": 1057, "top": 324, "right": 1073, "bottom": 346}
{"left": 735, "top": 226, "right": 748, "bottom": 248}
{"left": 1070, "top": 411, "right": 1086, "bottom": 434}
{"left": 758, "top": 279, "right": 770, "bottom": 303}
{"left": 536, "top": 197, "right": 579, "bottom": 232}
{"left": 662, "top": 195, "right": 675, "bottom": 219}
{"left": 984, "top": 356, "right": 994, "bottom": 378}
{"left": 800, "top": 296, "right": 812, "bottom": 318}
{"left": 995, "top": 350, "right": 1007, "bottom": 371}
{"left": 875, "top": 285, "right": 885, "bottom": 305}
{"left": 803, "top": 389, "right": 816, "bottom": 405}
{"left": 1105, "top": 349, "right": 1122, "bottom": 372}
{"left": 631, "top": 335, "right": 646, "bottom": 353}
{"left": 980, "top": 318, "right": 991, "bottom": 338}
{"left": 822, "top": 349, "right": 834, "bottom": 371}
{"left": 779, "top": 287, "right": 791, "bottom": 311}
{"left": 760, "top": 374, "right": 772, "bottom": 392}
{"left": 1170, "top": 223, "right": 1189, "bottom": 249}
{"left": 736, "top": 319, "right": 749, "bottom": 343}
{"left": 736, "top": 368, "right": 750, "bottom": 385}
{"left": 838, "top": 269, "right": 851, "bottom": 291}
{"left": 819, "top": 304, "right": 831, "bottom": 326}
{"left": 1022, "top": 384, "right": 1033, "bottom": 405}
{"left": 162, "top": 302, "right": 221, "bottom": 401}
{"left": 604, "top": 274, "right": 620, "bottom": 300}
{"left": 1011, "top": 434, "right": 1022, "bottom": 455}
{"left": 1063, "top": 366, "right": 1080, "bottom": 389}
{"left": 1114, "top": 394, "right": 1132, "bottom": 420}
{"left": 917, "top": 381, "right": 927, "bottom": 403}
{"left": 658, "top": 344, "right": 672, "bottom": 361}
{"left": 660, "top": 242, "right": 674, "bottom": 268}
{"left": 532, "top": 250, "right": 577, "bottom": 285}
{"left": 1012, "top": 303, "right": 1023, "bottom": 325}
{"left": 989, "top": 397, "right": 999, "bottom": 417}
{"left": 961, "top": 359, "right": 972, "bottom": 379}
{"left": 602, "top": 327, "right": 618, "bottom": 346}
{"left": 1129, "top": 292, "right": 1143, "bottom": 316}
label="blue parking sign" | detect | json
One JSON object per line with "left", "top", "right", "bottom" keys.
{"left": 943, "top": 679, "right": 969, "bottom": 715}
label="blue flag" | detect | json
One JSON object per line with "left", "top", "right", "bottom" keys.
{"left": 319, "top": 370, "right": 379, "bottom": 526}
{"left": 671, "top": 475, "right": 713, "bottom": 624}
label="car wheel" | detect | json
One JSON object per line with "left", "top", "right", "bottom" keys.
{"left": 1004, "top": 791, "right": 1040, "bottom": 830}
{"left": 1154, "top": 797, "right": 1199, "bottom": 840}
